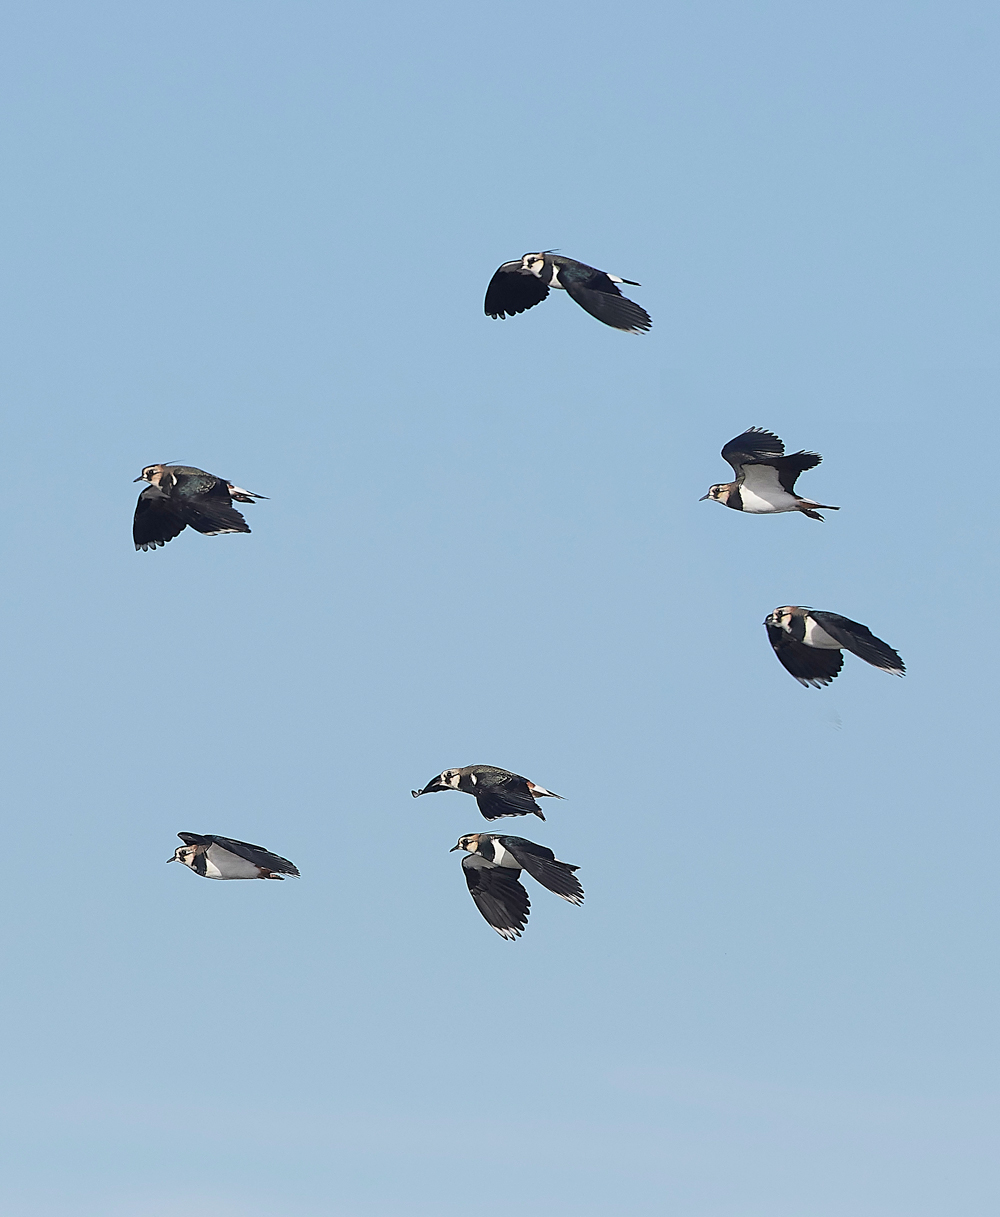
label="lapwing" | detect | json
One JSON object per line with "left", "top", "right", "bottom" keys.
{"left": 484, "top": 252, "right": 651, "bottom": 333}
{"left": 167, "top": 833, "right": 299, "bottom": 880}
{"left": 133, "top": 464, "right": 266, "bottom": 551}
{"left": 411, "top": 765, "right": 562, "bottom": 821}
{"left": 764, "top": 606, "right": 905, "bottom": 687}
{"left": 701, "top": 428, "right": 840, "bottom": 520}
{"left": 451, "top": 832, "right": 583, "bottom": 940}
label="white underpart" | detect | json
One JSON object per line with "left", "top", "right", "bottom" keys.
{"left": 227, "top": 483, "right": 256, "bottom": 498}
{"left": 528, "top": 783, "right": 555, "bottom": 797}
{"left": 489, "top": 839, "right": 520, "bottom": 869}
{"left": 739, "top": 465, "right": 800, "bottom": 513}
{"left": 547, "top": 265, "right": 564, "bottom": 289}
{"left": 802, "top": 618, "right": 842, "bottom": 649}
{"left": 205, "top": 844, "right": 261, "bottom": 879}
{"left": 469, "top": 772, "right": 477, "bottom": 785}
{"left": 607, "top": 273, "right": 624, "bottom": 283}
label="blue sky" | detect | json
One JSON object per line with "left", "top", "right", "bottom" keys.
{"left": 1, "top": 2, "right": 998, "bottom": 1214}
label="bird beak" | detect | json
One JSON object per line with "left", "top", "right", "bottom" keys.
{"left": 135, "top": 476, "right": 145, "bottom": 483}
{"left": 449, "top": 844, "right": 461, "bottom": 851}
{"left": 166, "top": 856, "right": 176, "bottom": 863}
{"left": 412, "top": 780, "right": 445, "bottom": 797}
{"left": 699, "top": 493, "right": 711, "bottom": 501}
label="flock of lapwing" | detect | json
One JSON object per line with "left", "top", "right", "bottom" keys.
{"left": 152, "top": 250, "right": 905, "bottom": 938}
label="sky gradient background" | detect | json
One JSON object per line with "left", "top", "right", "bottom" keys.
{"left": 1, "top": 2, "right": 999, "bottom": 1214}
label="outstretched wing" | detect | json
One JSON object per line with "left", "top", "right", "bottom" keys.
{"left": 808, "top": 613, "right": 905, "bottom": 676}
{"left": 134, "top": 488, "right": 187, "bottom": 551}
{"left": 205, "top": 835, "right": 300, "bottom": 876}
{"left": 179, "top": 502, "right": 251, "bottom": 537}
{"left": 774, "top": 451, "right": 821, "bottom": 494}
{"left": 462, "top": 857, "right": 529, "bottom": 939}
{"left": 720, "top": 428, "right": 785, "bottom": 477}
{"left": 484, "top": 262, "right": 550, "bottom": 319}
{"left": 497, "top": 836, "right": 583, "bottom": 905}
{"left": 562, "top": 277, "right": 651, "bottom": 333}
{"left": 176, "top": 482, "right": 252, "bottom": 537}
{"left": 765, "top": 624, "right": 843, "bottom": 688}
{"left": 475, "top": 779, "right": 545, "bottom": 821}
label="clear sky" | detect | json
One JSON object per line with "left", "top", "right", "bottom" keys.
{"left": 1, "top": 2, "right": 998, "bottom": 1214}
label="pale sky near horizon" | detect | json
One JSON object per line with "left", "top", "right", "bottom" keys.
{"left": 2, "top": 3, "right": 1000, "bottom": 1214}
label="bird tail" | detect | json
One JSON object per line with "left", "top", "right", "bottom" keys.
{"left": 227, "top": 483, "right": 268, "bottom": 502}
{"left": 798, "top": 502, "right": 840, "bottom": 521}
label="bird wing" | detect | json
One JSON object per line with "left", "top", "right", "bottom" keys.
{"left": 773, "top": 451, "right": 821, "bottom": 494}
{"left": 765, "top": 623, "right": 844, "bottom": 687}
{"left": 462, "top": 857, "right": 529, "bottom": 939}
{"left": 807, "top": 613, "right": 905, "bottom": 676}
{"left": 133, "top": 488, "right": 187, "bottom": 551}
{"left": 484, "top": 262, "right": 550, "bottom": 318}
{"left": 720, "top": 428, "right": 785, "bottom": 476}
{"left": 497, "top": 836, "right": 583, "bottom": 905}
{"left": 475, "top": 779, "right": 545, "bottom": 821}
{"left": 176, "top": 494, "right": 252, "bottom": 537}
{"left": 205, "top": 835, "right": 300, "bottom": 876}
{"left": 561, "top": 277, "right": 651, "bottom": 333}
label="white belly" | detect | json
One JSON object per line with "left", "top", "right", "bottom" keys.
{"left": 739, "top": 485, "right": 797, "bottom": 513}
{"left": 547, "top": 266, "right": 564, "bottom": 290}
{"left": 205, "top": 844, "right": 261, "bottom": 879}
{"left": 803, "top": 619, "right": 841, "bottom": 649}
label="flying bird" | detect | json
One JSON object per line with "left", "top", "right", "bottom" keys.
{"left": 452, "top": 832, "right": 583, "bottom": 940}
{"left": 167, "top": 833, "right": 299, "bottom": 880}
{"left": 411, "top": 765, "right": 562, "bottom": 821}
{"left": 701, "top": 428, "right": 839, "bottom": 520}
{"left": 484, "top": 252, "right": 651, "bottom": 333}
{"left": 133, "top": 464, "right": 266, "bottom": 551}
{"left": 764, "top": 606, "right": 905, "bottom": 687}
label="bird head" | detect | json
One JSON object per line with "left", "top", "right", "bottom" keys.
{"left": 167, "top": 844, "right": 203, "bottom": 867}
{"left": 411, "top": 768, "right": 462, "bottom": 797}
{"left": 136, "top": 464, "right": 166, "bottom": 486}
{"left": 450, "top": 834, "right": 482, "bottom": 854}
{"left": 765, "top": 606, "right": 798, "bottom": 630}
{"left": 519, "top": 253, "right": 546, "bottom": 277}
{"left": 700, "top": 484, "right": 728, "bottom": 504}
